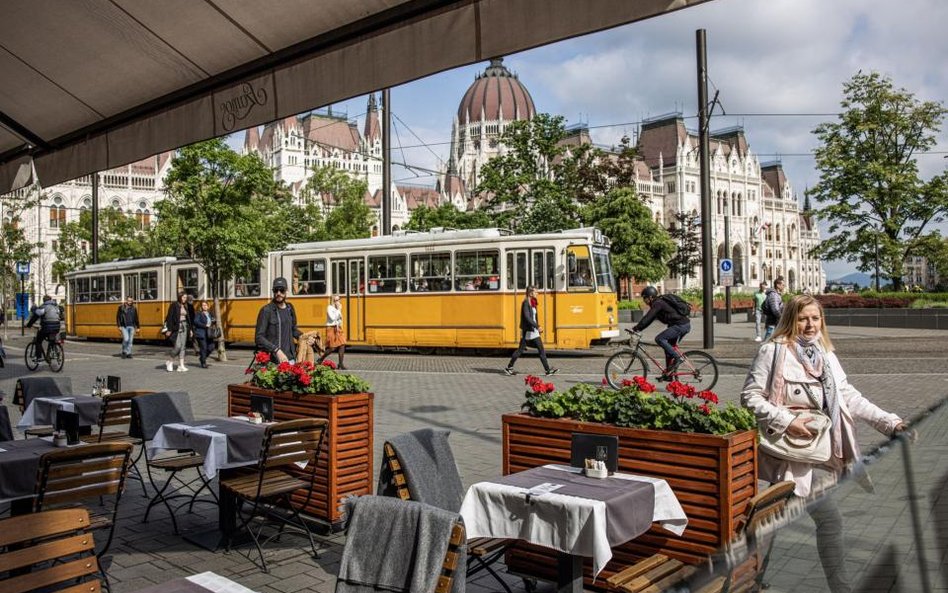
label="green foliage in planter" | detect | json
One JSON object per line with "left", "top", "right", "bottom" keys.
{"left": 247, "top": 352, "right": 371, "bottom": 395}
{"left": 520, "top": 376, "right": 755, "bottom": 435}
{"left": 617, "top": 299, "right": 646, "bottom": 310}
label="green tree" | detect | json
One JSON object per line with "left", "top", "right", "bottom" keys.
{"left": 809, "top": 72, "right": 947, "bottom": 291}
{"left": 666, "top": 212, "right": 703, "bottom": 286}
{"left": 475, "top": 113, "right": 582, "bottom": 232}
{"left": 0, "top": 197, "right": 37, "bottom": 319}
{"left": 302, "top": 165, "right": 373, "bottom": 240}
{"left": 583, "top": 187, "right": 675, "bottom": 298}
{"left": 51, "top": 209, "right": 146, "bottom": 281}
{"left": 156, "top": 138, "right": 287, "bottom": 360}
{"left": 403, "top": 203, "right": 492, "bottom": 231}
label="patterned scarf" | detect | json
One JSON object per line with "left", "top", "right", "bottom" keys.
{"left": 795, "top": 332, "right": 842, "bottom": 458}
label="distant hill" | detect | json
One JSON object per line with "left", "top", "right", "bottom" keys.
{"left": 831, "top": 272, "right": 873, "bottom": 286}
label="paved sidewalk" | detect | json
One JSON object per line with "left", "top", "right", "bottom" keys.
{"left": 0, "top": 318, "right": 945, "bottom": 593}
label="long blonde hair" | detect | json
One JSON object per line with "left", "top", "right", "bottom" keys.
{"left": 770, "top": 294, "right": 834, "bottom": 352}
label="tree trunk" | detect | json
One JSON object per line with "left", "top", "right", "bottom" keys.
{"left": 210, "top": 272, "right": 228, "bottom": 361}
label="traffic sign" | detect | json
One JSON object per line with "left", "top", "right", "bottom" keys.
{"left": 719, "top": 259, "right": 733, "bottom": 273}
{"left": 719, "top": 258, "right": 734, "bottom": 287}
{"left": 15, "top": 261, "right": 29, "bottom": 276}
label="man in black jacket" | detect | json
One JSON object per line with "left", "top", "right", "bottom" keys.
{"left": 116, "top": 296, "right": 140, "bottom": 359}
{"left": 632, "top": 286, "right": 691, "bottom": 380}
{"left": 504, "top": 286, "right": 558, "bottom": 376}
{"left": 255, "top": 277, "right": 308, "bottom": 363}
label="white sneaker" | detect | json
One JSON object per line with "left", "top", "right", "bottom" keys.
{"left": 177, "top": 364, "right": 189, "bottom": 372}
{"left": 754, "top": 337, "right": 762, "bottom": 342}
{"left": 165, "top": 361, "right": 174, "bottom": 372}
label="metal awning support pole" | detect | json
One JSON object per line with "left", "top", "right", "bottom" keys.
{"left": 91, "top": 171, "right": 99, "bottom": 264}
{"left": 697, "top": 29, "right": 713, "bottom": 349}
{"left": 382, "top": 88, "right": 392, "bottom": 236}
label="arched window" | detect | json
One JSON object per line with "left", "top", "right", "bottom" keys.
{"left": 110, "top": 198, "right": 122, "bottom": 210}
{"left": 135, "top": 208, "right": 151, "bottom": 230}
{"left": 49, "top": 196, "right": 67, "bottom": 228}
{"left": 81, "top": 197, "right": 92, "bottom": 210}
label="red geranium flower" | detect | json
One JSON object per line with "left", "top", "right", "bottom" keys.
{"left": 698, "top": 390, "right": 719, "bottom": 404}
{"left": 255, "top": 351, "right": 270, "bottom": 364}
{"left": 633, "top": 376, "right": 656, "bottom": 393}
{"left": 699, "top": 403, "right": 711, "bottom": 415}
{"left": 299, "top": 373, "right": 312, "bottom": 386}
{"left": 277, "top": 361, "right": 292, "bottom": 373}
{"left": 322, "top": 360, "right": 337, "bottom": 370}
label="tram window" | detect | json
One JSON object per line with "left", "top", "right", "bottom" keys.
{"left": 104, "top": 275, "right": 121, "bottom": 301}
{"left": 292, "top": 259, "right": 327, "bottom": 295}
{"left": 567, "top": 246, "right": 594, "bottom": 291}
{"left": 139, "top": 272, "right": 158, "bottom": 301}
{"left": 177, "top": 268, "right": 199, "bottom": 297}
{"left": 235, "top": 268, "right": 262, "bottom": 297}
{"left": 90, "top": 276, "right": 105, "bottom": 302}
{"left": 545, "top": 251, "right": 555, "bottom": 291}
{"left": 456, "top": 250, "right": 500, "bottom": 291}
{"left": 593, "top": 248, "right": 616, "bottom": 292}
{"left": 77, "top": 278, "right": 90, "bottom": 302}
{"left": 410, "top": 252, "right": 452, "bottom": 292}
{"left": 368, "top": 255, "right": 407, "bottom": 293}
{"left": 123, "top": 273, "right": 138, "bottom": 302}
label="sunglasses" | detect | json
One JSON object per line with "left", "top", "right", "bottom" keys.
{"left": 273, "top": 288, "right": 286, "bottom": 294}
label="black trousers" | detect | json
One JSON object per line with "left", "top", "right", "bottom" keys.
{"left": 507, "top": 334, "right": 550, "bottom": 372}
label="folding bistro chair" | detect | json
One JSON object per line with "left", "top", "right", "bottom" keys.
{"left": 130, "top": 391, "right": 218, "bottom": 535}
{"left": 335, "top": 496, "right": 465, "bottom": 593}
{"left": 606, "top": 481, "right": 797, "bottom": 593}
{"left": 82, "top": 390, "right": 155, "bottom": 496}
{"left": 0, "top": 405, "right": 13, "bottom": 442}
{"left": 219, "top": 418, "right": 328, "bottom": 573}
{"left": 381, "top": 429, "right": 513, "bottom": 593}
{"left": 0, "top": 508, "right": 101, "bottom": 593}
{"left": 35, "top": 442, "right": 132, "bottom": 591}
{"left": 13, "top": 377, "right": 73, "bottom": 438}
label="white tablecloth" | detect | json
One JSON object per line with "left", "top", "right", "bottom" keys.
{"left": 149, "top": 420, "right": 262, "bottom": 479}
{"left": 459, "top": 464, "right": 688, "bottom": 576}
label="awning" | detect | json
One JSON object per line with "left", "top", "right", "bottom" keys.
{"left": 0, "top": 0, "right": 709, "bottom": 193}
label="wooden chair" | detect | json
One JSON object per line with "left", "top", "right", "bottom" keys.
{"left": 219, "top": 418, "right": 329, "bottom": 573}
{"left": 131, "top": 392, "right": 218, "bottom": 535}
{"left": 81, "top": 390, "right": 155, "bottom": 496}
{"left": 606, "top": 481, "right": 797, "bottom": 593}
{"left": 382, "top": 441, "right": 513, "bottom": 593}
{"left": 35, "top": 442, "right": 133, "bottom": 567}
{"left": 0, "top": 508, "right": 101, "bottom": 593}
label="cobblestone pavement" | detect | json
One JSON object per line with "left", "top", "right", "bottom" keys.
{"left": 0, "top": 318, "right": 945, "bottom": 593}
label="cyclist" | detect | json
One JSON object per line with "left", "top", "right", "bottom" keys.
{"left": 631, "top": 286, "right": 691, "bottom": 380}
{"left": 26, "top": 295, "right": 63, "bottom": 361}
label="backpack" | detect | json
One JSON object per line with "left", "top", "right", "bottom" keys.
{"left": 660, "top": 294, "right": 691, "bottom": 317}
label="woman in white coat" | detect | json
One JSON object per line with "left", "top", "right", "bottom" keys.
{"left": 741, "top": 295, "right": 907, "bottom": 593}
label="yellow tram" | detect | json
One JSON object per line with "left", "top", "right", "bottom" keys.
{"left": 64, "top": 228, "right": 619, "bottom": 350}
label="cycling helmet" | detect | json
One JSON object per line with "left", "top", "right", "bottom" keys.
{"left": 272, "top": 277, "right": 288, "bottom": 292}
{"left": 640, "top": 286, "right": 659, "bottom": 299}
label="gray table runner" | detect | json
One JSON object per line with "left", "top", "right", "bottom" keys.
{"left": 31, "top": 395, "right": 102, "bottom": 426}
{"left": 494, "top": 466, "right": 656, "bottom": 544}
{"left": 0, "top": 438, "right": 58, "bottom": 499}
{"left": 170, "top": 419, "right": 265, "bottom": 465}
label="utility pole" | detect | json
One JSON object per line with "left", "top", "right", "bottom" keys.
{"left": 724, "top": 194, "right": 731, "bottom": 323}
{"left": 91, "top": 171, "right": 99, "bottom": 264}
{"left": 382, "top": 89, "right": 392, "bottom": 236}
{"left": 697, "top": 29, "right": 714, "bottom": 348}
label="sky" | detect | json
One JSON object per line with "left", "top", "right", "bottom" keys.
{"left": 232, "top": 0, "right": 947, "bottom": 281}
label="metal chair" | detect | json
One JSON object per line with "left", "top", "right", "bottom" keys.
{"left": 219, "top": 418, "right": 328, "bottom": 573}
{"left": 130, "top": 392, "right": 218, "bottom": 535}
{"left": 0, "top": 508, "right": 101, "bottom": 593}
{"left": 606, "top": 481, "right": 797, "bottom": 593}
{"left": 35, "top": 442, "right": 132, "bottom": 592}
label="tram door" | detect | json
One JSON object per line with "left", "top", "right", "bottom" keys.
{"left": 331, "top": 259, "right": 365, "bottom": 342}
{"left": 507, "top": 249, "right": 556, "bottom": 344}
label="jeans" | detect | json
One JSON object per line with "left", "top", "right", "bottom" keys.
{"left": 754, "top": 309, "right": 763, "bottom": 338}
{"left": 507, "top": 335, "right": 551, "bottom": 372}
{"left": 808, "top": 495, "right": 853, "bottom": 593}
{"left": 120, "top": 326, "right": 135, "bottom": 356}
{"left": 764, "top": 324, "right": 776, "bottom": 341}
{"left": 656, "top": 322, "right": 690, "bottom": 368}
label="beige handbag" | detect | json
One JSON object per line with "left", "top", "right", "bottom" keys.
{"left": 758, "top": 344, "right": 833, "bottom": 463}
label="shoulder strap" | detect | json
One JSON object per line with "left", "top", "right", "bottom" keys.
{"left": 765, "top": 343, "right": 782, "bottom": 396}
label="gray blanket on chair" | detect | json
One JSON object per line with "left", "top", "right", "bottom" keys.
{"left": 130, "top": 391, "right": 193, "bottom": 440}
{"left": 377, "top": 429, "right": 465, "bottom": 513}
{"left": 16, "top": 376, "right": 73, "bottom": 408}
{"left": 336, "top": 495, "right": 465, "bottom": 593}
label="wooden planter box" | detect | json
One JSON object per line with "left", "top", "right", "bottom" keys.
{"left": 502, "top": 413, "right": 757, "bottom": 586}
{"left": 227, "top": 383, "right": 374, "bottom": 531}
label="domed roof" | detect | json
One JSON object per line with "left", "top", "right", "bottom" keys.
{"left": 457, "top": 58, "right": 536, "bottom": 123}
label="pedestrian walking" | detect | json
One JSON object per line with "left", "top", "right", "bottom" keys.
{"left": 318, "top": 295, "right": 347, "bottom": 369}
{"left": 761, "top": 276, "right": 785, "bottom": 341}
{"left": 255, "top": 277, "right": 313, "bottom": 363}
{"left": 116, "top": 296, "right": 140, "bottom": 358}
{"left": 192, "top": 300, "right": 215, "bottom": 368}
{"left": 504, "top": 286, "right": 557, "bottom": 376}
{"left": 162, "top": 292, "right": 194, "bottom": 372}
{"left": 753, "top": 282, "right": 767, "bottom": 342}
{"left": 741, "top": 294, "right": 908, "bottom": 593}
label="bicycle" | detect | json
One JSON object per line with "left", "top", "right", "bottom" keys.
{"left": 605, "top": 329, "right": 718, "bottom": 391}
{"left": 25, "top": 332, "right": 65, "bottom": 373}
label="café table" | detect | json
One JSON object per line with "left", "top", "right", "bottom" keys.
{"left": 149, "top": 417, "right": 268, "bottom": 549}
{"left": 17, "top": 394, "right": 102, "bottom": 429}
{"left": 128, "top": 571, "right": 259, "bottom": 593}
{"left": 459, "top": 464, "right": 688, "bottom": 593}
{"left": 0, "top": 436, "right": 91, "bottom": 514}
